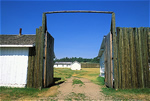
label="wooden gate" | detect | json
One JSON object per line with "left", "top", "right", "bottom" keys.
{"left": 104, "top": 33, "right": 113, "bottom": 88}
{"left": 27, "top": 14, "right": 54, "bottom": 89}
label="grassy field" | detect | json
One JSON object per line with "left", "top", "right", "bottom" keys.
{"left": 0, "top": 86, "right": 49, "bottom": 100}
{"left": 0, "top": 68, "right": 150, "bottom": 100}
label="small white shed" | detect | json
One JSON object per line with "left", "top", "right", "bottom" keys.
{"left": 71, "top": 61, "right": 81, "bottom": 70}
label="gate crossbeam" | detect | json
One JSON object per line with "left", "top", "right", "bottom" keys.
{"left": 44, "top": 10, "right": 113, "bottom": 14}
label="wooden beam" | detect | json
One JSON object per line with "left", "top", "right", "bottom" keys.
{"left": 44, "top": 32, "right": 47, "bottom": 87}
{"left": 128, "top": 28, "right": 132, "bottom": 88}
{"left": 34, "top": 28, "right": 39, "bottom": 88}
{"left": 111, "top": 12, "right": 118, "bottom": 90}
{"left": 138, "top": 28, "right": 145, "bottom": 88}
{"left": 44, "top": 10, "right": 113, "bottom": 14}
{"left": 110, "top": 32, "right": 113, "bottom": 88}
{"left": 117, "top": 27, "right": 122, "bottom": 89}
{"left": 42, "top": 13, "right": 46, "bottom": 34}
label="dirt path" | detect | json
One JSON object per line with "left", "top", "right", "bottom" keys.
{"left": 45, "top": 77, "right": 112, "bottom": 100}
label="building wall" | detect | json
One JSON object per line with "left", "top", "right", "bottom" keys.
{"left": 100, "top": 52, "right": 105, "bottom": 77}
{"left": 54, "top": 64, "right": 71, "bottom": 68}
{"left": 0, "top": 47, "right": 29, "bottom": 87}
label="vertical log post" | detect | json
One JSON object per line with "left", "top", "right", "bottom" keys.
{"left": 117, "top": 27, "right": 122, "bottom": 89}
{"left": 138, "top": 28, "right": 144, "bottom": 88}
{"left": 128, "top": 28, "right": 132, "bottom": 88}
{"left": 132, "top": 28, "right": 138, "bottom": 88}
{"left": 41, "top": 13, "right": 46, "bottom": 88}
{"left": 147, "top": 28, "right": 150, "bottom": 88}
{"left": 34, "top": 28, "right": 39, "bottom": 88}
{"left": 110, "top": 33, "right": 113, "bottom": 88}
{"left": 111, "top": 13, "right": 118, "bottom": 90}
{"left": 143, "top": 28, "right": 149, "bottom": 87}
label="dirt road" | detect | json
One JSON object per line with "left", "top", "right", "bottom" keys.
{"left": 41, "top": 77, "right": 112, "bottom": 100}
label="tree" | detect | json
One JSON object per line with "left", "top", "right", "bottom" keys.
{"left": 54, "top": 57, "right": 99, "bottom": 63}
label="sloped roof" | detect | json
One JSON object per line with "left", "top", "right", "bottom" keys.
{"left": 54, "top": 62, "right": 72, "bottom": 65}
{"left": 98, "top": 32, "right": 112, "bottom": 58}
{"left": 0, "top": 35, "right": 36, "bottom": 45}
{"left": 72, "top": 61, "right": 80, "bottom": 64}
{"left": 98, "top": 36, "right": 106, "bottom": 58}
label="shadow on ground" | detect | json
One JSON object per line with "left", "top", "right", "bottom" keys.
{"left": 53, "top": 77, "right": 64, "bottom": 85}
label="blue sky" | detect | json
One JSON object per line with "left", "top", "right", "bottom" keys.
{"left": 1, "top": 0, "right": 149, "bottom": 59}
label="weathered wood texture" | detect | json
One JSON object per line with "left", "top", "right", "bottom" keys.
{"left": 111, "top": 13, "right": 118, "bottom": 89}
{"left": 114, "top": 27, "right": 150, "bottom": 89}
{"left": 27, "top": 14, "right": 54, "bottom": 88}
{"left": 43, "top": 32, "right": 54, "bottom": 87}
{"left": 81, "top": 63, "right": 100, "bottom": 68}
{"left": 27, "top": 47, "right": 36, "bottom": 88}
{"left": 104, "top": 33, "right": 113, "bottom": 88}
{"left": 27, "top": 26, "right": 44, "bottom": 88}
{"left": 44, "top": 10, "right": 113, "bottom": 14}
{"left": 27, "top": 27, "right": 54, "bottom": 88}
{"left": 148, "top": 28, "right": 150, "bottom": 88}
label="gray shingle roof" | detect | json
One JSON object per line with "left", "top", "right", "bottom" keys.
{"left": 0, "top": 35, "right": 36, "bottom": 45}
{"left": 55, "top": 62, "right": 72, "bottom": 65}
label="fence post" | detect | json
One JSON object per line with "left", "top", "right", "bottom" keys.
{"left": 147, "top": 28, "right": 150, "bottom": 88}
{"left": 132, "top": 28, "right": 138, "bottom": 88}
{"left": 143, "top": 28, "right": 149, "bottom": 87}
{"left": 117, "top": 27, "right": 122, "bottom": 89}
{"left": 127, "top": 28, "right": 132, "bottom": 88}
{"left": 138, "top": 28, "right": 145, "bottom": 88}
{"left": 27, "top": 48, "right": 32, "bottom": 88}
{"left": 111, "top": 12, "right": 118, "bottom": 89}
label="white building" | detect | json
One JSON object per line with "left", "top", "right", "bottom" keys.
{"left": 99, "top": 53, "right": 105, "bottom": 77}
{"left": 54, "top": 62, "right": 72, "bottom": 68}
{"left": 0, "top": 34, "right": 36, "bottom": 87}
{"left": 71, "top": 61, "right": 81, "bottom": 70}
{"left": 98, "top": 36, "right": 105, "bottom": 77}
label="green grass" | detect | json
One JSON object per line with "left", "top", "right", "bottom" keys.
{"left": 92, "top": 77, "right": 150, "bottom": 100}
{"left": 65, "top": 92, "right": 86, "bottom": 100}
{"left": 101, "top": 87, "right": 150, "bottom": 100}
{"left": 102, "top": 87, "right": 150, "bottom": 95}
{"left": 54, "top": 68, "right": 87, "bottom": 83}
{"left": 90, "top": 76, "right": 105, "bottom": 87}
{"left": 0, "top": 86, "right": 49, "bottom": 100}
{"left": 1, "top": 68, "right": 150, "bottom": 100}
{"left": 72, "top": 79, "right": 84, "bottom": 86}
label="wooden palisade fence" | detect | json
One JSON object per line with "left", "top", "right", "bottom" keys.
{"left": 104, "top": 27, "right": 150, "bottom": 89}
{"left": 81, "top": 62, "right": 100, "bottom": 68}
{"left": 102, "top": 12, "right": 150, "bottom": 89}
{"left": 114, "top": 27, "right": 150, "bottom": 89}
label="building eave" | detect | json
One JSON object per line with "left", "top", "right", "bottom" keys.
{"left": 0, "top": 45, "right": 34, "bottom": 47}
{"left": 98, "top": 36, "right": 106, "bottom": 58}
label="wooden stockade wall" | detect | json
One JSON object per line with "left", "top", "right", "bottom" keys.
{"left": 27, "top": 47, "right": 36, "bottom": 88}
{"left": 81, "top": 62, "right": 100, "bottom": 68}
{"left": 27, "top": 26, "right": 54, "bottom": 88}
{"left": 114, "top": 27, "right": 150, "bottom": 89}
{"left": 27, "top": 26, "right": 44, "bottom": 88}
{"left": 149, "top": 31, "right": 150, "bottom": 63}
